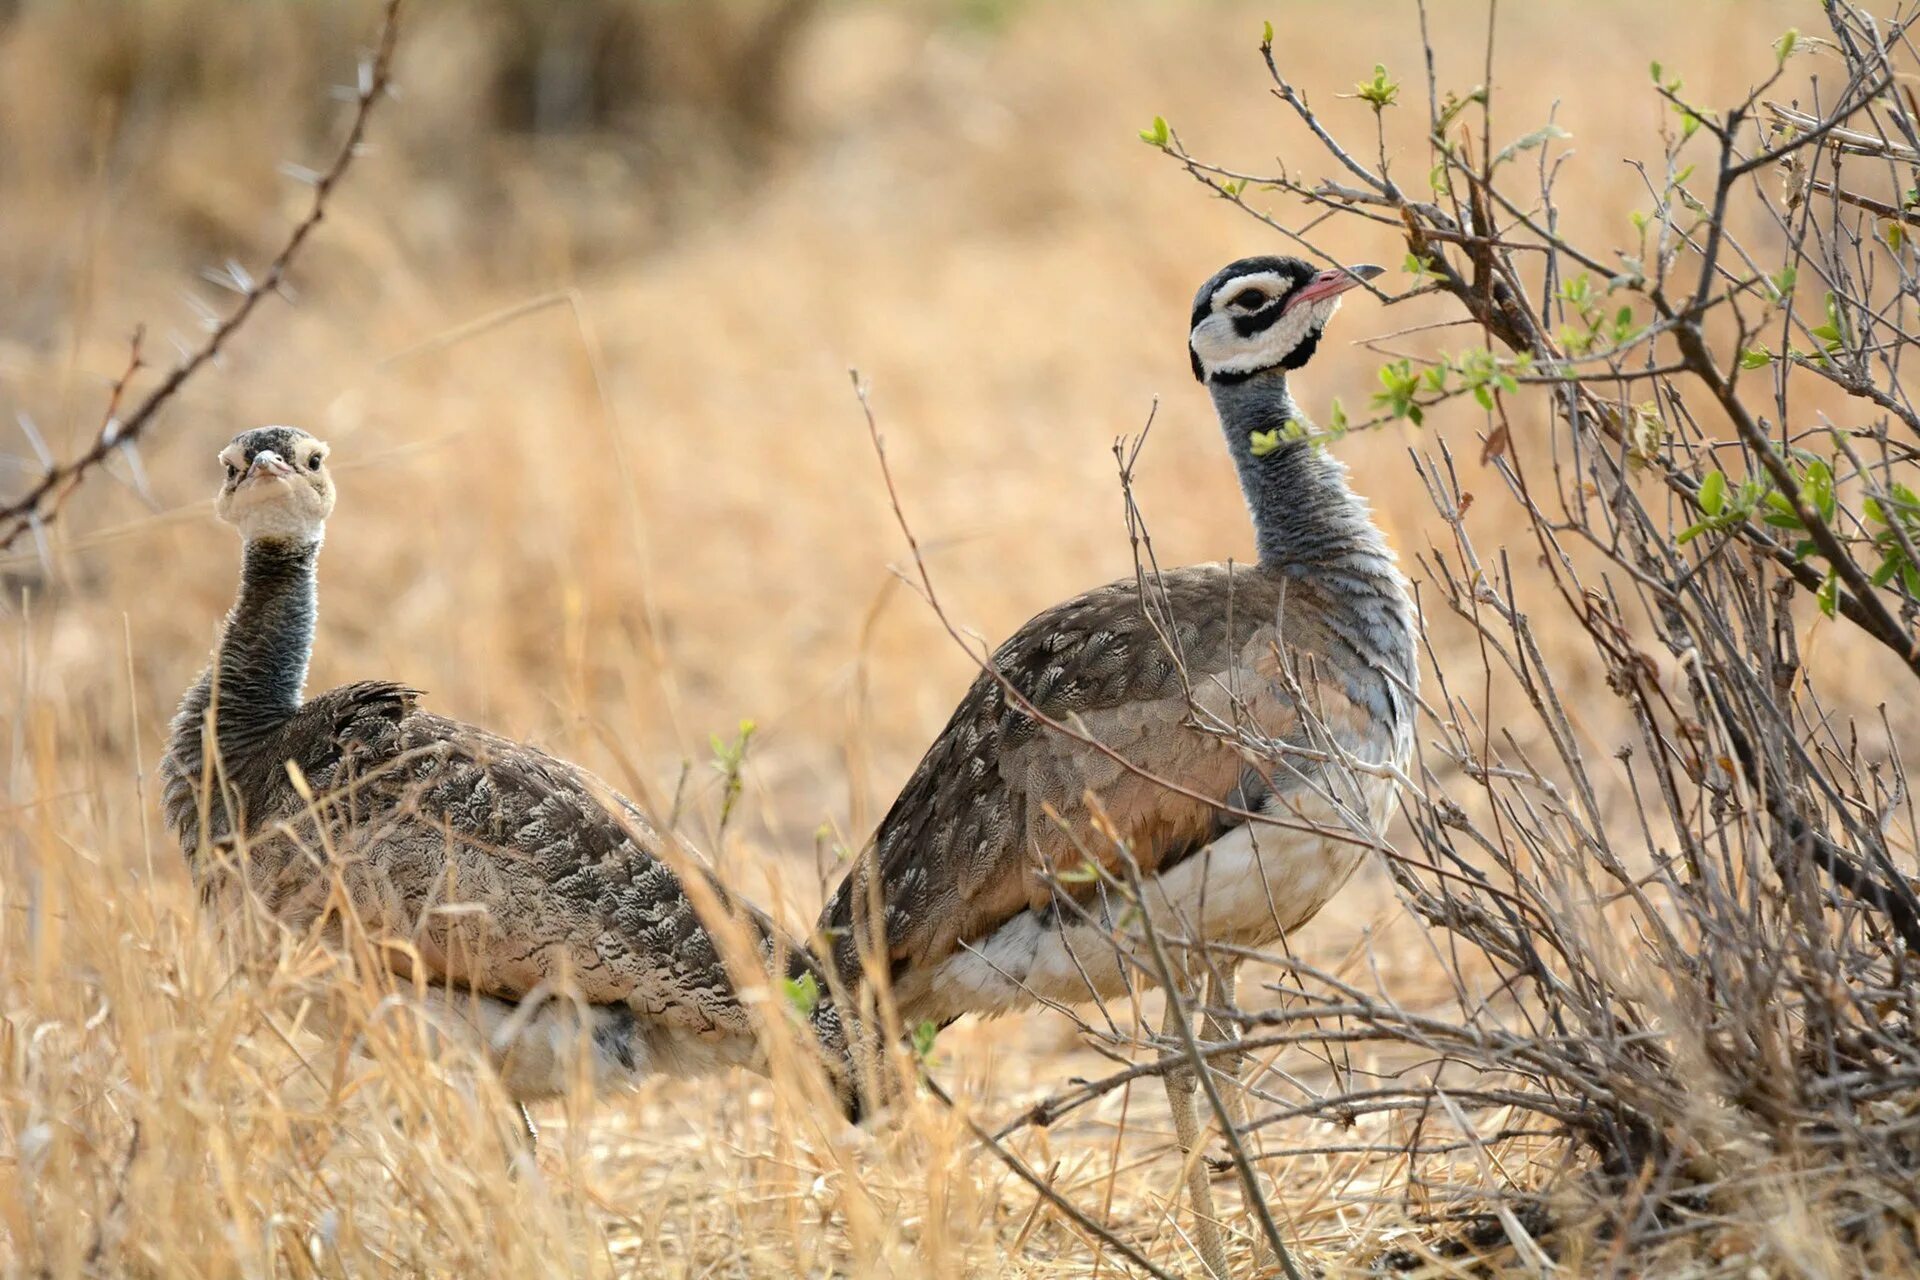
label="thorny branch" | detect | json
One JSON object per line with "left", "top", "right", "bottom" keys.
{"left": 0, "top": 0, "right": 405, "bottom": 557}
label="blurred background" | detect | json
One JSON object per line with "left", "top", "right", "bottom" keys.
{"left": 0, "top": 0, "right": 1821, "bottom": 881}
{"left": 2, "top": 1, "right": 1862, "bottom": 1274}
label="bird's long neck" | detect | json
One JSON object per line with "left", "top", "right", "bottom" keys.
{"left": 169, "top": 538, "right": 320, "bottom": 816}
{"left": 1211, "top": 372, "right": 1416, "bottom": 711}
{"left": 1212, "top": 374, "right": 1376, "bottom": 569}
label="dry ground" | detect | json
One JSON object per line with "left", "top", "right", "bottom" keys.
{"left": 3, "top": 1, "right": 1898, "bottom": 1276}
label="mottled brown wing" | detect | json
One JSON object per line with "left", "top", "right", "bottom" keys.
{"left": 820, "top": 563, "right": 1307, "bottom": 988}
{"left": 259, "top": 683, "right": 809, "bottom": 1037}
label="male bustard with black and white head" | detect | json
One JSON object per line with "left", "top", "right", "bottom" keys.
{"left": 820, "top": 257, "right": 1414, "bottom": 1276}
{"left": 165, "top": 427, "right": 858, "bottom": 1136}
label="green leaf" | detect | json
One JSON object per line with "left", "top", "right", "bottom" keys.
{"left": 1817, "top": 568, "right": 1839, "bottom": 618}
{"left": 1699, "top": 470, "right": 1727, "bottom": 516}
{"left": 1055, "top": 861, "right": 1102, "bottom": 884}
{"left": 1248, "top": 428, "right": 1284, "bottom": 457}
{"left": 1889, "top": 222, "right": 1906, "bottom": 251}
{"left": 1739, "top": 346, "right": 1773, "bottom": 369}
{"left": 781, "top": 972, "right": 821, "bottom": 1018}
{"left": 1775, "top": 28, "right": 1799, "bottom": 65}
{"left": 1354, "top": 64, "right": 1400, "bottom": 110}
{"left": 1650, "top": 61, "right": 1663, "bottom": 83}
{"left": 1803, "top": 458, "right": 1835, "bottom": 521}
{"left": 1138, "top": 115, "right": 1170, "bottom": 148}
{"left": 912, "top": 1019, "right": 939, "bottom": 1061}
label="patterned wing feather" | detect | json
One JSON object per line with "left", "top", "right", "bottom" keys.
{"left": 820, "top": 564, "right": 1307, "bottom": 986}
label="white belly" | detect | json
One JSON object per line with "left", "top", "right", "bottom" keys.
{"left": 917, "top": 772, "right": 1399, "bottom": 1024}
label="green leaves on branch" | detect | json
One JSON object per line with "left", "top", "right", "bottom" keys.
{"left": 1456, "top": 347, "right": 1522, "bottom": 409}
{"left": 1765, "top": 265, "right": 1797, "bottom": 304}
{"left": 1352, "top": 64, "right": 1399, "bottom": 110}
{"left": 1680, "top": 457, "right": 1920, "bottom": 614}
{"left": 1683, "top": 459, "right": 1833, "bottom": 550}
{"left": 1258, "top": 403, "right": 1350, "bottom": 454}
{"left": 1809, "top": 291, "right": 1850, "bottom": 354}
{"left": 1648, "top": 62, "right": 1706, "bottom": 140}
{"left": 1865, "top": 483, "right": 1920, "bottom": 599}
{"left": 1138, "top": 115, "right": 1170, "bottom": 148}
{"left": 1554, "top": 272, "right": 1642, "bottom": 356}
{"left": 1374, "top": 351, "right": 1527, "bottom": 425}
{"left": 1679, "top": 469, "right": 1769, "bottom": 544}
{"left": 1374, "top": 360, "right": 1428, "bottom": 425}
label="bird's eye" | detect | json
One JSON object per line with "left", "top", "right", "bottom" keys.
{"left": 1228, "top": 288, "right": 1270, "bottom": 311}
{"left": 307, "top": 453, "right": 323, "bottom": 471}
{"left": 225, "top": 463, "right": 239, "bottom": 481}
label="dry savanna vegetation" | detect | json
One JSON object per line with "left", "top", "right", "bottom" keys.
{"left": 5, "top": 0, "right": 1920, "bottom": 1276}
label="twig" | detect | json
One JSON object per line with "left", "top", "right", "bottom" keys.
{"left": 0, "top": 0, "right": 406, "bottom": 554}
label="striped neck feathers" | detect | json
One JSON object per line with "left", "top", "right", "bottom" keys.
{"left": 175, "top": 537, "right": 321, "bottom": 771}
{"left": 1209, "top": 372, "right": 1391, "bottom": 573}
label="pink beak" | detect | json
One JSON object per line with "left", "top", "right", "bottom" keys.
{"left": 1282, "top": 263, "right": 1385, "bottom": 313}
{"left": 246, "top": 452, "right": 296, "bottom": 481}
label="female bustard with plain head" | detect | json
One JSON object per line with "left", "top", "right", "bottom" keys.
{"left": 819, "top": 257, "right": 1414, "bottom": 1275}
{"left": 165, "top": 427, "right": 855, "bottom": 1131}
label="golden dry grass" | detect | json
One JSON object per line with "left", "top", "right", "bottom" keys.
{"left": 5, "top": 1, "right": 1906, "bottom": 1275}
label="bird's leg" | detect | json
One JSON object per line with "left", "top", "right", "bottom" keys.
{"left": 1162, "top": 989, "right": 1232, "bottom": 1279}
{"left": 1203, "top": 960, "right": 1271, "bottom": 1269}
{"left": 518, "top": 1102, "right": 539, "bottom": 1149}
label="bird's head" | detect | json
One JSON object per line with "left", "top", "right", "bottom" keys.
{"left": 213, "top": 426, "right": 336, "bottom": 545}
{"left": 1188, "top": 256, "right": 1383, "bottom": 384}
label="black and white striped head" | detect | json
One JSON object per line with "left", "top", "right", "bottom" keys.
{"left": 214, "top": 426, "right": 335, "bottom": 544}
{"left": 1188, "top": 257, "right": 1383, "bottom": 384}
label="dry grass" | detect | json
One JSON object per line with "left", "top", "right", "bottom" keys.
{"left": 6, "top": 1, "right": 1909, "bottom": 1275}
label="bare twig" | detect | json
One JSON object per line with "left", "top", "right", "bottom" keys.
{"left": 0, "top": 0, "right": 406, "bottom": 554}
